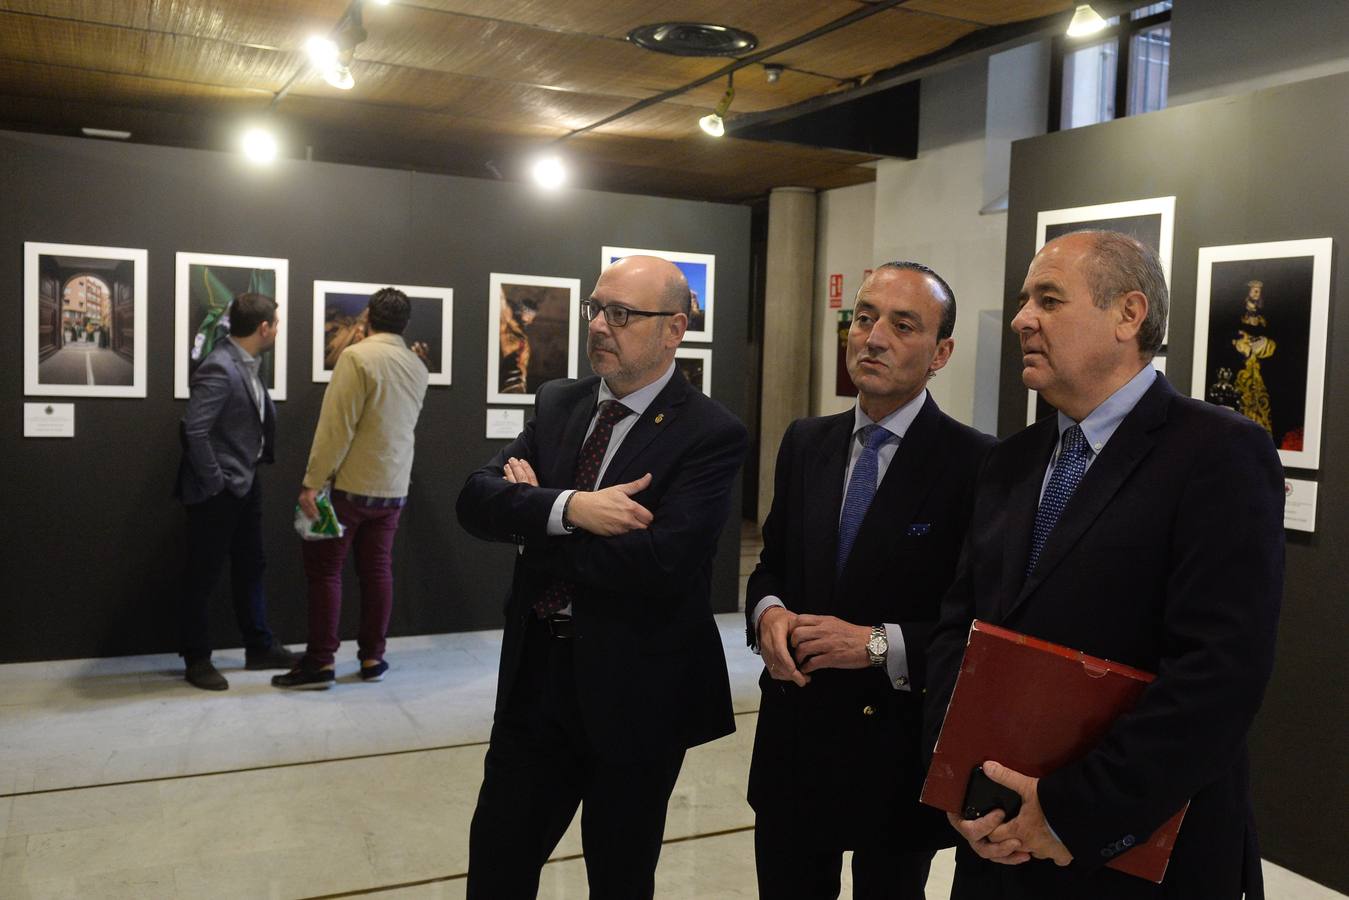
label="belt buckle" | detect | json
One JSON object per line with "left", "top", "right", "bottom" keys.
{"left": 546, "top": 615, "right": 573, "bottom": 639}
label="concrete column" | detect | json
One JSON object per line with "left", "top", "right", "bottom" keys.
{"left": 758, "top": 186, "right": 817, "bottom": 523}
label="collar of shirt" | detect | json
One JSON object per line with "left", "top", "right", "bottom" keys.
{"left": 362, "top": 332, "right": 404, "bottom": 348}
{"left": 851, "top": 388, "right": 927, "bottom": 444}
{"left": 1056, "top": 363, "right": 1157, "bottom": 456}
{"left": 597, "top": 360, "right": 677, "bottom": 418}
{"left": 227, "top": 336, "right": 258, "bottom": 366}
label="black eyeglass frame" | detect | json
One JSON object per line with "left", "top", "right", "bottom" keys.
{"left": 580, "top": 298, "right": 679, "bottom": 327}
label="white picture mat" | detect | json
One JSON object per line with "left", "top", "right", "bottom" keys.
{"left": 602, "top": 246, "right": 716, "bottom": 342}
{"left": 1190, "top": 238, "right": 1332, "bottom": 470}
{"left": 311, "top": 281, "right": 454, "bottom": 385}
{"left": 674, "top": 346, "right": 713, "bottom": 398}
{"left": 1028, "top": 196, "right": 1176, "bottom": 424}
{"left": 175, "top": 251, "right": 289, "bottom": 400}
{"left": 24, "top": 241, "right": 148, "bottom": 398}
{"left": 486, "top": 272, "right": 580, "bottom": 405}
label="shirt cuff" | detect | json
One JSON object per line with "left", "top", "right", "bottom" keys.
{"left": 546, "top": 490, "right": 576, "bottom": 536}
{"left": 750, "top": 597, "right": 786, "bottom": 654}
{"left": 884, "top": 623, "right": 911, "bottom": 691}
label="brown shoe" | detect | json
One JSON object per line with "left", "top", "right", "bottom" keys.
{"left": 245, "top": 643, "right": 302, "bottom": 670}
{"left": 186, "top": 659, "right": 228, "bottom": 691}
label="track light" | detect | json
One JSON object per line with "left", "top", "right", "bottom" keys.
{"left": 1067, "top": 4, "right": 1108, "bottom": 37}
{"left": 531, "top": 155, "right": 567, "bottom": 190}
{"left": 241, "top": 127, "right": 278, "bottom": 164}
{"left": 323, "top": 64, "right": 355, "bottom": 90}
{"left": 306, "top": 6, "right": 368, "bottom": 91}
{"left": 699, "top": 73, "right": 735, "bottom": 137}
{"left": 305, "top": 35, "right": 340, "bottom": 70}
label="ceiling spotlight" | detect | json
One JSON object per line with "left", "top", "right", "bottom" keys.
{"left": 1066, "top": 4, "right": 1109, "bottom": 37}
{"left": 305, "top": 35, "right": 340, "bottom": 70}
{"left": 81, "top": 127, "right": 131, "bottom": 140}
{"left": 763, "top": 64, "right": 783, "bottom": 84}
{"left": 323, "top": 64, "right": 355, "bottom": 90}
{"left": 369, "top": 0, "right": 391, "bottom": 4}
{"left": 241, "top": 127, "right": 278, "bottom": 164}
{"left": 699, "top": 73, "right": 735, "bottom": 137}
{"left": 531, "top": 155, "right": 567, "bottom": 190}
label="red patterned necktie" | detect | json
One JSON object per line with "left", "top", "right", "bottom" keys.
{"left": 534, "top": 399, "right": 632, "bottom": 617}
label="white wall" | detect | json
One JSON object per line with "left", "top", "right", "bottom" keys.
{"left": 811, "top": 180, "right": 875, "bottom": 416}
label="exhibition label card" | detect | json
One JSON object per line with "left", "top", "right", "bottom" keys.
{"left": 486, "top": 408, "right": 525, "bottom": 440}
{"left": 24, "top": 402, "right": 74, "bottom": 438}
{"left": 1284, "top": 478, "right": 1317, "bottom": 533}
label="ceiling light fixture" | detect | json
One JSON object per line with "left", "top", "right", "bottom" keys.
{"left": 241, "top": 127, "right": 279, "bottom": 164}
{"left": 1066, "top": 4, "right": 1109, "bottom": 37}
{"left": 531, "top": 155, "right": 567, "bottom": 190}
{"left": 81, "top": 127, "right": 131, "bottom": 140}
{"left": 699, "top": 73, "right": 735, "bottom": 137}
{"left": 323, "top": 64, "right": 355, "bottom": 90}
{"left": 305, "top": 35, "right": 340, "bottom": 70}
{"left": 763, "top": 64, "right": 783, "bottom": 84}
{"left": 305, "top": 5, "right": 368, "bottom": 91}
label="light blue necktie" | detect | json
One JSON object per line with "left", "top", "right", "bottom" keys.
{"left": 836, "top": 424, "right": 892, "bottom": 577}
{"left": 1026, "top": 424, "right": 1092, "bottom": 575}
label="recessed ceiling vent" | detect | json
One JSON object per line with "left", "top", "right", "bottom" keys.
{"left": 628, "top": 22, "right": 758, "bottom": 57}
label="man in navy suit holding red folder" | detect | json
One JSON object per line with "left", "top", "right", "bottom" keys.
{"left": 925, "top": 231, "right": 1284, "bottom": 899}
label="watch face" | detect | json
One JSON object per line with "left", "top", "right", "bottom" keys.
{"left": 867, "top": 633, "right": 887, "bottom": 656}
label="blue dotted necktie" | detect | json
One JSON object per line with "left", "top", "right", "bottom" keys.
{"left": 836, "top": 424, "right": 892, "bottom": 577}
{"left": 535, "top": 400, "right": 631, "bottom": 617}
{"left": 1027, "top": 424, "right": 1092, "bottom": 575}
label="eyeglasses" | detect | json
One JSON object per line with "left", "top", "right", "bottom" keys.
{"left": 580, "top": 298, "right": 677, "bottom": 327}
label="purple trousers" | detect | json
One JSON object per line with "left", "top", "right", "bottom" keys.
{"left": 301, "top": 494, "right": 403, "bottom": 667}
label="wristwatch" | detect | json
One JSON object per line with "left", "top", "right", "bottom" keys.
{"left": 866, "top": 624, "right": 888, "bottom": 667}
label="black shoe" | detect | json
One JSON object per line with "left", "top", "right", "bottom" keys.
{"left": 246, "top": 643, "right": 302, "bottom": 670}
{"left": 186, "top": 659, "right": 228, "bottom": 691}
{"left": 271, "top": 666, "right": 335, "bottom": 690}
{"left": 359, "top": 660, "right": 389, "bottom": 682}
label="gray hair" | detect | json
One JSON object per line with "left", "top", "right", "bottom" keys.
{"left": 1073, "top": 230, "right": 1169, "bottom": 355}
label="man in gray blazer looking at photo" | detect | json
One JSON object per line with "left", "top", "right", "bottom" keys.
{"left": 176, "top": 292, "right": 298, "bottom": 690}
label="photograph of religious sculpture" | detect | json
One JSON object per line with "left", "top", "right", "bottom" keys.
{"left": 175, "top": 252, "right": 289, "bottom": 400}
{"left": 24, "top": 242, "right": 148, "bottom": 398}
{"left": 1191, "top": 238, "right": 1332, "bottom": 470}
{"left": 312, "top": 281, "right": 453, "bottom": 385}
{"left": 602, "top": 246, "right": 715, "bottom": 341}
{"left": 1027, "top": 196, "right": 1177, "bottom": 424}
{"left": 674, "top": 347, "right": 712, "bottom": 397}
{"left": 486, "top": 273, "right": 579, "bottom": 405}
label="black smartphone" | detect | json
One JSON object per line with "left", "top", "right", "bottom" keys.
{"left": 962, "top": 766, "right": 1022, "bottom": 821}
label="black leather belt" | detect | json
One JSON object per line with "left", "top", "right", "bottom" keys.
{"left": 545, "top": 615, "right": 574, "bottom": 639}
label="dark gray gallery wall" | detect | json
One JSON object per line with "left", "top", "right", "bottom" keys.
{"left": 0, "top": 129, "right": 751, "bottom": 664}
{"left": 1000, "top": 71, "right": 1349, "bottom": 891}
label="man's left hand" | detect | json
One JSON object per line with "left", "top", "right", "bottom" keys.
{"left": 791, "top": 614, "right": 871, "bottom": 672}
{"left": 981, "top": 760, "right": 1073, "bottom": 866}
{"left": 298, "top": 487, "right": 320, "bottom": 520}
{"left": 502, "top": 457, "right": 540, "bottom": 486}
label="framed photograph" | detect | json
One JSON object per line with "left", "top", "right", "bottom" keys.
{"left": 24, "top": 242, "right": 148, "bottom": 398}
{"left": 674, "top": 347, "right": 712, "bottom": 397}
{"left": 175, "top": 252, "right": 289, "bottom": 400}
{"left": 487, "top": 273, "right": 580, "bottom": 405}
{"left": 602, "top": 246, "right": 715, "bottom": 342}
{"left": 1026, "top": 196, "right": 1177, "bottom": 424}
{"left": 1191, "top": 238, "right": 1332, "bottom": 470}
{"left": 312, "top": 281, "right": 453, "bottom": 385}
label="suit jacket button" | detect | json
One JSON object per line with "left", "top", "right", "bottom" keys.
{"left": 1100, "top": 847, "right": 1115, "bottom": 858}
{"left": 862, "top": 705, "right": 876, "bottom": 716}
{"left": 1122, "top": 834, "right": 1135, "bottom": 847}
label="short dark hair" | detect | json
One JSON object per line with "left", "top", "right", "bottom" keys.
{"left": 871, "top": 261, "right": 957, "bottom": 340}
{"left": 1072, "top": 230, "right": 1169, "bottom": 356}
{"left": 229, "top": 292, "right": 277, "bottom": 337}
{"left": 367, "top": 287, "right": 411, "bottom": 335}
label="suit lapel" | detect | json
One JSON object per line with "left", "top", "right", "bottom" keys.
{"left": 553, "top": 383, "right": 599, "bottom": 488}
{"left": 597, "top": 374, "right": 689, "bottom": 488}
{"left": 223, "top": 341, "right": 263, "bottom": 419}
{"left": 840, "top": 396, "right": 946, "bottom": 591}
{"left": 803, "top": 413, "right": 853, "bottom": 605}
{"left": 1006, "top": 377, "right": 1174, "bottom": 620}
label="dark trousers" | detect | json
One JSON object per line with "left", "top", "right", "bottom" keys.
{"left": 301, "top": 494, "right": 403, "bottom": 666}
{"left": 467, "top": 616, "right": 686, "bottom": 899}
{"left": 179, "top": 477, "right": 274, "bottom": 662}
{"left": 755, "top": 814, "right": 933, "bottom": 900}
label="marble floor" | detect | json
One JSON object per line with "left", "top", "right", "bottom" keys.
{"left": 0, "top": 614, "right": 1341, "bottom": 899}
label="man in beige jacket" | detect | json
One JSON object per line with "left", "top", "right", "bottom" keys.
{"left": 274, "top": 288, "right": 429, "bottom": 690}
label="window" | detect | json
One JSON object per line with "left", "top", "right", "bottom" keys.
{"left": 1050, "top": 2, "right": 1171, "bottom": 131}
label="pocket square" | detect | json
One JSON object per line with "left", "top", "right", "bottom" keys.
{"left": 906, "top": 523, "right": 932, "bottom": 536}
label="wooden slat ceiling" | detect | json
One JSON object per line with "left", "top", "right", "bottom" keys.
{"left": 0, "top": 0, "right": 1076, "bottom": 202}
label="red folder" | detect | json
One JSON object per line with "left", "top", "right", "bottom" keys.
{"left": 921, "top": 620, "right": 1187, "bottom": 883}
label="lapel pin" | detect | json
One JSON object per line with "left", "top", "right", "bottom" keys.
{"left": 654, "top": 413, "right": 665, "bottom": 424}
